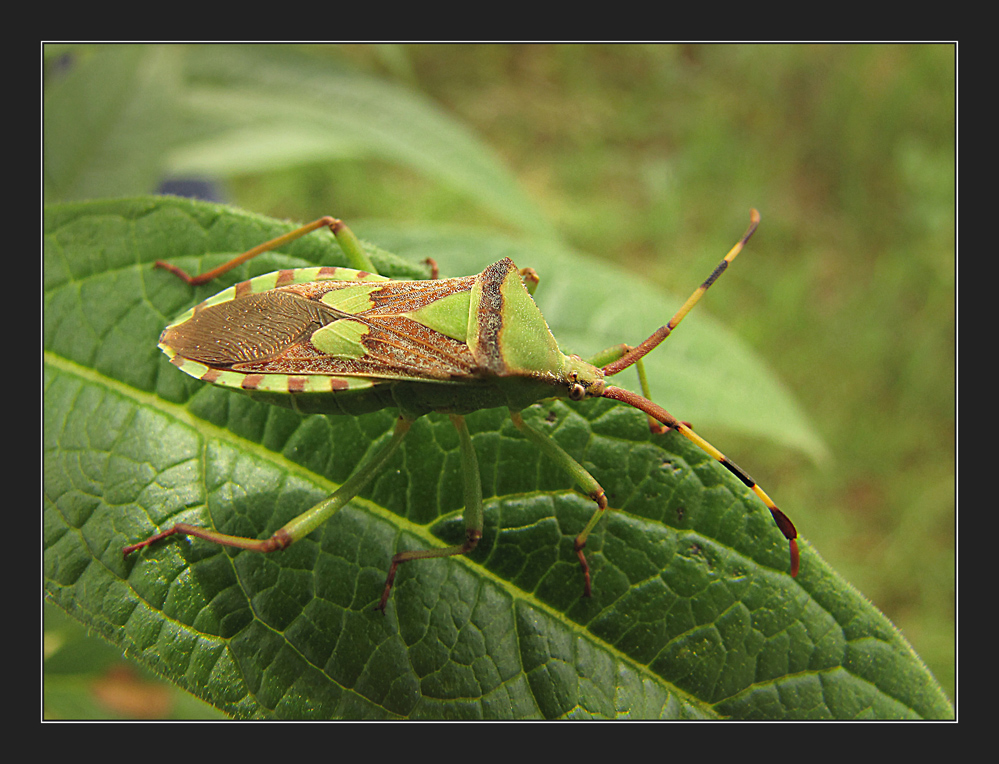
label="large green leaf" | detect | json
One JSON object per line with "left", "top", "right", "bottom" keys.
{"left": 43, "top": 197, "right": 952, "bottom": 719}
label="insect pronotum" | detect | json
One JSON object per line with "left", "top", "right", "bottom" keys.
{"left": 125, "top": 210, "right": 799, "bottom": 612}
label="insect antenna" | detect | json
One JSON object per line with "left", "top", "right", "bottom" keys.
{"left": 599, "top": 385, "right": 798, "bottom": 576}
{"left": 595, "top": 210, "right": 798, "bottom": 576}
{"left": 600, "top": 209, "right": 760, "bottom": 377}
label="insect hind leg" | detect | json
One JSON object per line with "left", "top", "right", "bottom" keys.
{"left": 154, "top": 216, "right": 378, "bottom": 285}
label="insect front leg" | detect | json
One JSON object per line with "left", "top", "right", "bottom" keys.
{"left": 509, "top": 410, "right": 607, "bottom": 598}
{"left": 376, "top": 414, "right": 483, "bottom": 613}
{"left": 154, "top": 216, "right": 378, "bottom": 285}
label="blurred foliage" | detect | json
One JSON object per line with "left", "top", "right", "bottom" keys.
{"left": 43, "top": 43, "right": 955, "bottom": 715}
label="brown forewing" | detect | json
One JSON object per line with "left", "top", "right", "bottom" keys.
{"left": 231, "top": 275, "right": 481, "bottom": 381}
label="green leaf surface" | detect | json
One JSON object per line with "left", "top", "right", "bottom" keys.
{"left": 43, "top": 197, "right": 952, "bottom": 719}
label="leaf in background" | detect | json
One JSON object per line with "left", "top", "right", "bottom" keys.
{"left": 172, "top": 44, "right": 554, "bottom": 238}
{"left": 43, "top": 45, "right": 552, "bottom": 240}
{"left": 44, "top": 197, "right": 952, "bottom": 719}
{"left": 43, "top": 45, "right": 184, "bottom": 202}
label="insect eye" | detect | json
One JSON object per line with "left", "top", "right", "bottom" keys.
{"left": 569, "top": 383, "right": 586, "bottom": 401}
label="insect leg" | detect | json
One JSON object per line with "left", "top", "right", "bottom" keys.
{"left": 124, "top": 416, "right": 413, "bottom": 558}
{"left": 154, "top": 216, "right": 377, "bottom": 285}
{"left": 509, "top": 410, "right": 607, "bottom": 598}
{"left": 376, "top": 414, "right": 482, "bottom": 612}
{"left": 519, "top": 266, "right": 539, "bottom": 295}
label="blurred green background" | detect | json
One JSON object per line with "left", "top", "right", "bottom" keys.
{"left": 43, "top": 43, "right": 955, "bottom": 717}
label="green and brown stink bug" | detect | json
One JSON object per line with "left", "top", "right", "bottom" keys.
{"left": 124, "top": 210, "right": 799, "bottom": 611}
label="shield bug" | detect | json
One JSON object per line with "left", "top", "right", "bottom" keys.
{"left": 125, "top": 210, "right": 799, "bottom": 611}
